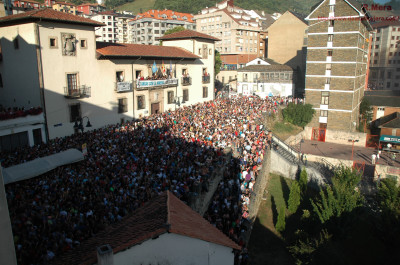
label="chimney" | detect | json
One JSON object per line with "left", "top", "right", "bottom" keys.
{"left": 262, "top": 11, "right": 265, "bottom": 16}
{"left": 97, "top": 245, "right": 113, "bottom": 265}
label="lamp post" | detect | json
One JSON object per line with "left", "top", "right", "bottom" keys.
{"left": 74, "top": 116, "right": 92, "bottom": 133}
{"left": 348, "top": 139, "right": 359, "bottom": 161}
{"left": 174, "top": 96, "right": 185, "bottom": 111}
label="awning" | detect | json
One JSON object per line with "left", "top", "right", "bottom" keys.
{"left": 379, "top": 135, "right": 400, "bottom": 144}
{"left": 2, "top": 149, "right": 84, "bottom": 185}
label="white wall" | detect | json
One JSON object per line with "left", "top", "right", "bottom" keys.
{"left": 113, "top": 233, "right": 234, "bottom": 265}
{"left": 238, "top": 81, "right": 293, "bottom": 97}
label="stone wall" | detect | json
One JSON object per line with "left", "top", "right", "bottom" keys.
{"left": 375, "top": 164, "right": 400, "bottom": 182}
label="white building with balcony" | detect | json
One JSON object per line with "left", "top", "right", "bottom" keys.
{"left": 0, "top": 9, "right": 218, "bottom": 145}
{"left": 237, "top": 58, "right": 294, "bottom": 97}
{"left": 129, "top": 9, "right": 195, "bottom": 45}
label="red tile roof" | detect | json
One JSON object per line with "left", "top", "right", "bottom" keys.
{"left": 156, "top": 29, "right": 220, "bottom": 41}
{"left": 13, "top": 0, "right": 41, "bottom": 4}
{"left": 51, "top": 191, "right": 240, "bottom": 265}
{"left": 0, "top": 8, "right": 105, "bottom": 27}
{"left": 372, "top": 20, "right": 400, "bottom": 29}
{"left": 221, "top": 54, "right": 259, "bottom": 65}
{"left": 132, "top": 9, "right": 194, "bottom": 23}
{"left": 96, "top": 42, "right": 200, "bottom": 59}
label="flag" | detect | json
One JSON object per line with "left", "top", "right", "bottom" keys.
{"left": 162, "top": 60, "right": 166, "bottom": 74}
{"left": 152, "top": 60, "right": 157, "bottom": 74}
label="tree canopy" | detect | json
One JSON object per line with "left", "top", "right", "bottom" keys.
{"left": 282, "top": 103, "right": 315, "bottom": 128}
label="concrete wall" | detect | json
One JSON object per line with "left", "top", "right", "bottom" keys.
{"left": 113, "top": 233, "right": 234, "bottom": 265}
{"left": 375, "top": 164, "right": 400, "bottom": 182}
{"left": 269, "top": 149, "right": 328, "bottom": 187}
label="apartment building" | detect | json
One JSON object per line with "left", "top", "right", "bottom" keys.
{"left": 0, "top": 9, "right": 217, "bottom": 144}
{"left": 12, "top": 0, "right": 42, "bottom": 10}
{"left": 51, "top": 1, "right": 77, "bottom": 15}
{"left": 305, "top": 0, "right": 372, "bottom": 133}
{"left": 267, "top": 11, "right": 308, "bottom": 95}
{"left": 194, "top": 0, "right": 268, "bottom": 55}
{"left": 77, "top": 3, "right": 106, "bottom": 16}
{"left": 237, "top": 58, "right": 294, "bottom": 97}
{"left": 129, "top": 9, "right": 195, "bottom": 45}
{"left": 368, "top": 20, "right": 400, "bottom": 90}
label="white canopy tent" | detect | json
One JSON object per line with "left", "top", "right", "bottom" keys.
{"left": 2, "top": 149, "right": 84, "bottom": 185}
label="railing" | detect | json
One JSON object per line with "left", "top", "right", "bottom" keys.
{"left": 114, "top": 82, "right": 132, "bottom": 93}
{"left": 181, "top": 76, "right": 192, "bottom": 86}
{"left": 202, "top": 75, "right": 210, "bottom": 84}
{"left": 64, "top": 85, "right": 91, "bottom": 98}
{"left": 135, "top": 78, "right": 178, "bottom": 90}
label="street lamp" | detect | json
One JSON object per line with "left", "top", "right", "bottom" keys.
{"left": 174, "top": 96, "right": 185, "bottom": 110}
{"left": 74, "top": 116, "right": 92, "bottom": 133}
{"left": 348, "top": 139, "right": 359, "bottom": 161}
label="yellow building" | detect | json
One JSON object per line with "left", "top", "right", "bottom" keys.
{"left": 52, "top": 1, "right": 76, "bottom": 15}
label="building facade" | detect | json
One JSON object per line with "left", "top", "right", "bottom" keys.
{"left": 51, "top": 1, "right": 77, "bottom": 15}
{"left": 237, "top": 58, "right": 294, "bottom": 97}
{"left": 368, "top": 21, "right": 400, "bottom": 90}
{"left": 0, "top": 9, "right": 216, "bottom": 143}
{"left": 76, "top": 3, "right": 106, "bottom": 16}
{"left": 129, "top": 9, "right": 195, "bottom": 46}
{"left": 194, "top": 0, "right": 268, "bottom": 55}
{"left": 267, "top": 11, "right": 308, "bottom": 96}
{"left": 305, "top": 0, "right": 372, "bottom": 132}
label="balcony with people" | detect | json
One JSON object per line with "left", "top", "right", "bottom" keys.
{"left": 202, "top": 69, "right": 210, "bottom": 84}
{"left": 135, "top": 72, "right": 178, "bottom": 91}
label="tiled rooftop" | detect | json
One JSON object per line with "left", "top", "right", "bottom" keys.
{"left": 156, "top": 29, "right": 220, "bottom": 41}
{"left": 0, "top": 8, "right": 105, "bottom": 27}
{"left": 51, "top": 191, "right": 240, "bottom": 265}
{"left": 131, "top": 9, "right": 194, "bottom": 23}
{"left": 96, "top": 42, "right": 200, "bottom": 59}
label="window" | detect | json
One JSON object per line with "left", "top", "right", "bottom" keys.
{"left": 137, "top": 95, "right": 145, "bottom": 110}
{"left": 118, "top": 98, "right": 128, "bottom": 113}
{"left": 198, "top": 48, "right": 201, "bottom": 55}
{"left": 326, "top": 78, "right": 331, "bottom": 84}
{"left": 168, "top": 91, "right": 174, "bottom": 104}
{"left": 0, "top": 73, "right": 3, "bottom": 87}
{"left": 183, "top": 89, "right": 189, "bottom": 102}
{"left": 80, "top": 39, "right": 87, "bottom": 48}
{"left": 154, "top": 23, "right": 159, "bottom": 27}
{"left": 203, "top": 86, "right": 208, "bottom": 98}
{"left": 388, "top": 72, "right": 392, "bottom": 79}
{"left": 209, "top": 48, "right": 212, "bottom": 55}
{"left": 374, "top": 52, "right": 378, "bottom": 56}
{"left": 376, "top": 37, "right": 380, "bottom": 41}
{"left": 329, "top": 5, "right": 335, "bottom": 12}
{"left": 392, "top": 36, "right": 395, "bottom": 40}
{"left": 387, "top": 82, "right": 391, "bottom": 88}
{"left": 49, "top": 37, "right": 57, "bottom": 48}
{"left": 69, "top": 103, "right": 81, "bottom": 122}
{"left": 321, "top": 92, "right": 329, "bottom": 104}
{"left": 13, "top": 37, "right": 19, "bottom": 49}
{"left": 116, "top": 71, "right": 124, "bottom": 82}
{"left": 326, "top": 64, "right": 331, "bottom": 70}
{"left": 374, "top": 60, "right": 377, "bottom": 64}
{"left": 67, "top": 73, "right": 78, "bottom": 91}
{"left": 320, "top": 110, "right": 328, "bottom": 117}
{"left": 328, "top": 34, "right": 333, "bottom": 42}
{"left": 327, "top": 50, "right": 333, "bottom": 56}
{"left": 375, "top": 45, "right": 379, "bottom": 49}
{"left": 329, "top": 20, "right": 334, "bottom": 27}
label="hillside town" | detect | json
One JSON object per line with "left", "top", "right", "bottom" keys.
{"left": 0, "top": 0, "right": 400, "bottom": 264}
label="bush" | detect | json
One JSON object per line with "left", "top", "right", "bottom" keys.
{"left": 299, "top": 168, "right": 308, "bottom": 196}
{"left": 276, "top": 206, "right": 286, "bottom": 233}
{"left": 282, "top": 103, "right": 315, "bottom": 127}
{"left": 288, "top": 181, "right": 301, "bottom": 214}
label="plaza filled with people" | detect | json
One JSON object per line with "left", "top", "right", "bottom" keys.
{"left": 1, "top": 95, "right": 296, "bottom": 265}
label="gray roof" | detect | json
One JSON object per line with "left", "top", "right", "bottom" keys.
{"left": 377, "top": 112, "right": 400, "bottom": 129}
{"left": 238, "top": 64, "right": 293, "bottom": 72}
{"left": 365, "top": 90, "right": 400, "bottom": 97}
{"left": 364, "top": 93, "right": 400, "bottom": 108}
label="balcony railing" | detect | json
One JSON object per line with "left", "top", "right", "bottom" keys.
{"left": 115, "top": 82, "right": 133, "bottom": 92}
{"left": 181, "top": 76, "right": 192, "bottom": 86}
{"left": 135, "top": 78, "right": 178, "bottom": 90}
{"left": 202, "top": 75, "right": 210, "bottom": 84}
{"left": 64, "top": 85, "right": 91, "bottom": 98}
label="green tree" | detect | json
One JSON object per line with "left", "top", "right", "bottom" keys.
{"left": 288, "top": 181, "right": 301, "bottom": 214}
{"left": 299, "top": 167, "right": 308, "bottom": 196}
{"left": 376, "top": 177, "right": 400, "bottom": 217}
{"left": 359, "top": 97, "right": 372, "bottom": 129}
{"left": 276, "top": 206, "right": 286, "bottom": 233}
{"left": 311, "top": 166, "right": 363, "bottom": 224}
{"left": 163, "top": 26, "right": 186, "bottom": 36}
{"left": 215, "top": 50, "right": 222, "bottom": 76}
{"left": 282, "top": 103, "right": 316, "bottom": 127}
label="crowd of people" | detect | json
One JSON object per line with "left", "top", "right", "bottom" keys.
{"left": 0, "top": 106, "right": 43, "bottom": 121}
{"left": 2, "top": 96, "right": 292, "bottom": 265}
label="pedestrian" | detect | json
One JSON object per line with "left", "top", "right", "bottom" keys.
{"left": 372, "top": 153, "right": 376, "bottom": 165}
{"left": 304, "top": 154, "right": 307, "bottom": 166}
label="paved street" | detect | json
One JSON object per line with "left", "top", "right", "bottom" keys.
{"left": 301, "top": 140, "right": 400, "bottom": 167}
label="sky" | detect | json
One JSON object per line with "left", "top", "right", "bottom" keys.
{"left": 373, "top": 0, "right": 391, "bottom": 4}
